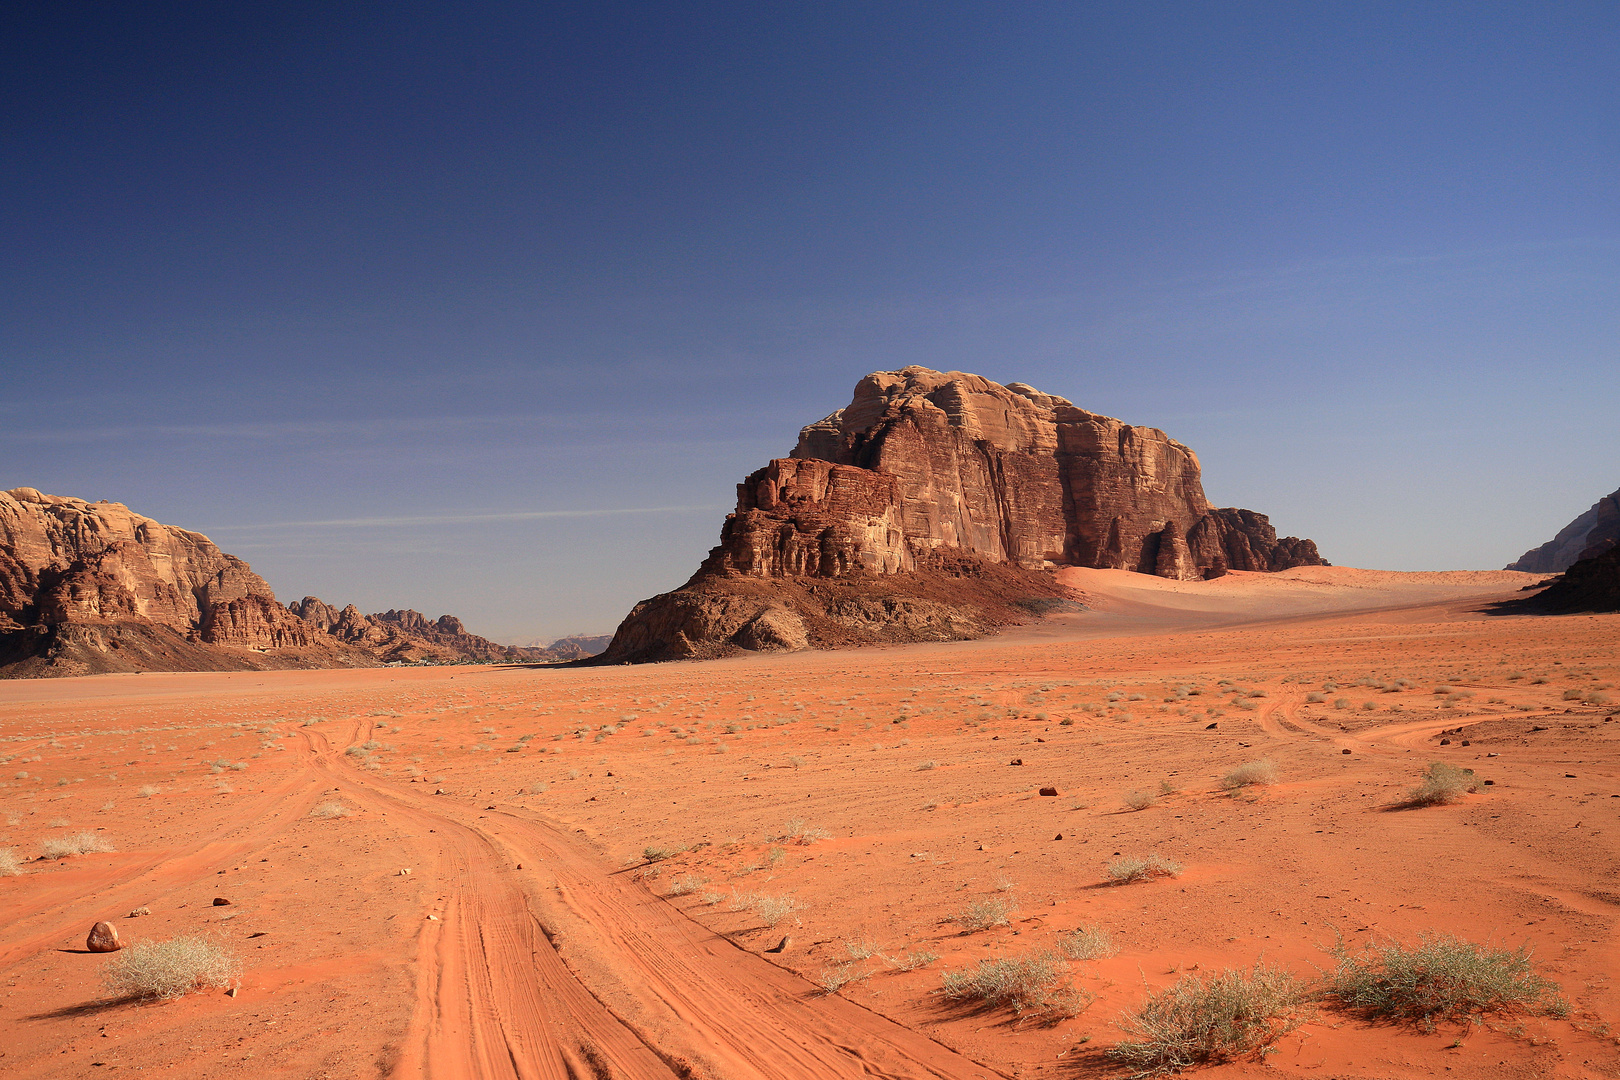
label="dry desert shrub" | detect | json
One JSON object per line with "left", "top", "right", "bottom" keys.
{"left": 886, "top": 947, "right": 940, "bottom": 971}
{"left": 1404, "top": 762, "right": 1478, "bottom": 806}
{"left": 749, "top": 893, "right": 802, "bottom": 926}
{"left": 1324, "top": 935, "right": 1566, "bottom": 1030}
{"left": 643, "top": 844, "right": 685, "bottom": 863}
{"left": 1057, "top": 924, "right": 1117, "bottom": 961}
{"left": 1220, "top": 760, "right": 1277, "bottom": 791}
{"left": 309, "top": 802, "right": 350, "bottom": 818}
{"left": 1108, "top": 964, "right": 1308, "bottom": 1076}
{"left": 0, "top": 847, "right": 24, "bottom": 876}
{"left": 1107, "top": 853, "right": 1182, "bottom": 885}
{"left": 41, "top": 831, "right": 114, "bottom": 859}
{"left": 136, "top": 785, "right": 160, "bottom": 797}
{"left": 1122, "top": 789, "right": 1158, "bottom": 811}
{"left": 954, "top": 896, "right": 1017, "bottom": 931}
{"left": 102, "top": 936, "right": 239, "bottom": 1000}
{"left": 665, "top": 873, "right": 709, "bottom": 897}
{"left": 819, "top": 962, "right": 870, "bottom": 993}
{"left": 939, "top": 949, "right": 1092, "bottom": 1019}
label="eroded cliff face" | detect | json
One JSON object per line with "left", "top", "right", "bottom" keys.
{"left": 0, "top": 488, "right": 319, "bottom": 653}
{"left": 708, "top": 366, "right": 1321, "bottom": 584}
{"left": 602, "top": 367, "right": 1324, "bottom": 662}
{"left": 0, "top": 488, "right": 594, "bottom": 677}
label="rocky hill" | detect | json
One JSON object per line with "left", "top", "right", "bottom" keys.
{"left": 1521, "top": 546, "right": 1620, "bottom": 613}
{"left": 0, "top": 488, "right": 591, "bottom": 677}
{"left": 600, "top": 367, "right": 1324, "bottom": 662}
{"left": 1507, "top": 486, "right": 1620, "bottom": 572}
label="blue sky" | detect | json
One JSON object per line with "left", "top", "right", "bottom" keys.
{"left": 4, "top": 2, "right": 1617, "bottom": 643}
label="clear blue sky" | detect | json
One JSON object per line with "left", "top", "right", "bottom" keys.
{"left": 4, "top": 2, "right": 1617, "bottom": 643}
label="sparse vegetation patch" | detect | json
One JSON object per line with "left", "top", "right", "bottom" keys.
{"left": 1108, "top": 964, "right": 1307, "bottom": 1076}
{"left": 1324, "top": 935, "right": 1566, "bottom": 1029}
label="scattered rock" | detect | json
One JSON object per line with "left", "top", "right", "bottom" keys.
{"left": 1341, "top": 749, "right": 1351, "bottom": 754}
{"left": 1205, "top": 723, "right": 1218, "bottom": 730}
{"left": 226, "top": 986, "right": 238, "bottom": 997}
{"left": 1038, "top": 787, "right": 1058, "bottom": 796}
{"left": 765, "top": 936, "right": 790, "bottom": 953}
{"left": 1439, "top": 738, "right": 1451, "bottom": 745}
{"left": 126, "top": 907, "right": 150, "bottom": 918}
{"left": 1053, "top": 833, "right": 1063, "bottom": 841}
{"left": 1566, "top": 773, "right": 1577, "bottom": 778}
{"left": 398, "top": 868, "right": 412, "bottom": 876}
{"left": 1483, "top": 780, "right": 1495, "bottom": 786}
{"left": 426, "top": 915, "right": 439, "bottom": 921}
{"left": 434, "top": 788, "right": 445, "bottom": 795}
{"left": 212, "top": 897, "right": 231, "bottom": 906}
{"left": 86, "top": 922, "right": 121, "bottom": 952}
{"left": 1009, "top": 758, "right": 1024, "bottom": 766}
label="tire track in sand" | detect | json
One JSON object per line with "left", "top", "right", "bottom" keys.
{"left": 298, "top": 729, "right": 1003, "bottom": 1080}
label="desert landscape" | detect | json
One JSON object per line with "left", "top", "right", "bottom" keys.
{"left": 7, "top": 9, "right": 1618, "bottom": 1077}
{"left": 3, "top": 562, "right": 1617, "bottom": 1078}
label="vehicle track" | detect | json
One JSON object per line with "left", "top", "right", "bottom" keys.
{"left": 297, "top": 727, "right": 1005, "bottom": 1080}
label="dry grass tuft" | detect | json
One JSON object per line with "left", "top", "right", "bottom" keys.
{"left": 1057, "top": 924, "right": 1117, "bottom": 960}
{"left": 41, "top": 831, "right": 114, "bottom": 859}
{"left": 665, "top": 873, "right": 709, "bottom": 897}
{"left": 102, "top": 936, "right": 240, "bottom": 1000}
{"left": 939, "top": 950, "right": 1092, "bottom": 1019}
{"left": 1107, "top": 853, "right": 1182, "bottom": 884}
{"left": 1403, "top": 762, "right": 1478, "bottom": 807}
{"left": 954, "top": 896, "right": 1017, "bottom": 931}
{"left": 0, "top": 847, "right": 24, "bottom": 876}
{"left": 1324, "top": 935, "right": 1566, "bottom": 1029}
{"left": 1108, "top": 964, "right": 1308, "bottom": 1076}
{"left": 1220, "top": 760, "right": 1277, "bottom": 791}
{"left": 309, "top": 802, "right": 350, "bottom": 818}
{"left": 1122, "top": 789, "right": 1158, "bottom": 811}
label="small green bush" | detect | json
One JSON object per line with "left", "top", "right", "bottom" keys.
{"left": 1109, "top": 964, "right": 1307, "bottom": 1075}
{"left": 1324, "top": 935, "right": 1566, "bottom": 1029}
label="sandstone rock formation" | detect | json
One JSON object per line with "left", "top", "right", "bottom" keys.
{"left": 285, "top": 598, "right": 585, "bottom": 665}
{"left": 1507, "top": 486, "right": 1620, "bottom": 572}
{"left": 1516, "top": 546, "right": 1620, "bottom": 614}
{"left": 0, "top": 488, "right": 596, "bottom": 677}
{"left": 601, "top": 367, "right": 1324, "bottom": 662}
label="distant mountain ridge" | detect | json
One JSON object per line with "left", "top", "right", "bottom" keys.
{"left": 1507, "top": 486, "right": 1620, "bottom": 573}
{"left": 0, "top": 487, "right": 598, "bottom": 677}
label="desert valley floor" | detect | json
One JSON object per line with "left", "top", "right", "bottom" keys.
{"left": 2, "top": 567, "right": 1617, "bottom": 1080}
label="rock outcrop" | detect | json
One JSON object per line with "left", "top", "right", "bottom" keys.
{"left": 601, "top": 367, "right": 1324, "bottom": 662}
{"left": 1515, "top": 546, "right": 1620, "bottom": 614}
{"left": 0, "top": 488, "right": 598, "bottom": 677}
{"left": 1507, "top": 487, "right": 1620, "bottom": 573}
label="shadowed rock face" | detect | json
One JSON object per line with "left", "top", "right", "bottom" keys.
{"left": 1507, "top": 487, "right": 1620, "bottom": 573}
{"left": 602, "top": 367, "right": 1324, "bottom": 662}
{"left": 1516, "top": 546, "right": 1620, "bottom": 613}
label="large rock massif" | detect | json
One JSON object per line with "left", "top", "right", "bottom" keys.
{"left": 1507, "top": 486, "right": 1620, "bottom": 573}
{"left": 602, "top": 367, "right": 1324, "bottom": 662}
{"left": 0, "top": 488, "right": 590, "bottom": 677}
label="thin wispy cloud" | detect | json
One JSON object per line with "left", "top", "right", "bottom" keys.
{"left": 206, "top": 504, "right": 726, "bottom": 531}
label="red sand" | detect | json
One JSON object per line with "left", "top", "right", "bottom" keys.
{"left": 1, "top": 568, "right": 1616, "bottom": 1079}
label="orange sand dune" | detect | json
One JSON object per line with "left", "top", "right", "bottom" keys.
{"left": 1, "top": 568, "right": 1615, "bottom": 1079}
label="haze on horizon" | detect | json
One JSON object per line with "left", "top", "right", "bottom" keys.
{"left": 4, "top": 2, "right": 1616, "bottom": 645}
